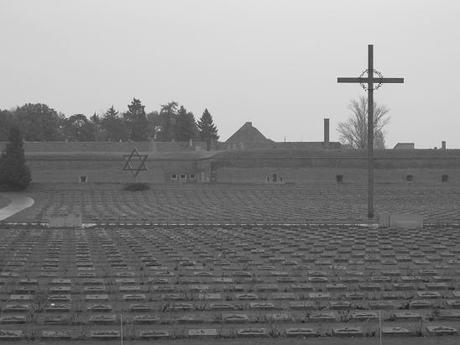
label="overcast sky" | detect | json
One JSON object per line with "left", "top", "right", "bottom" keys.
{"left": 0, "top": 0, "right": 459, "bottom": 148}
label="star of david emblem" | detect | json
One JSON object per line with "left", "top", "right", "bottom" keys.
{"left": 122, "top": 148, "right": 148, "bottom": 177}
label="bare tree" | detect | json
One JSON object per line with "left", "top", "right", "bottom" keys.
{"left": 337, "top": 96, "right": 390, "bottom": 149}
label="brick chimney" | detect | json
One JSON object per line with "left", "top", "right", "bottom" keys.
{"left": 324, "top": 118, "right": 330, "bottom": 146}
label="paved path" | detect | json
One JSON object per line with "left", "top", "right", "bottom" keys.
{"left": 0, "top": 193, "right": 34, "bottom": 221}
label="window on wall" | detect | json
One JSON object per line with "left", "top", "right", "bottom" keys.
{"left": 336, "top": 175, "right": 343, "bottom": 183}
{"left": 442, "top": 174, "right": 448, "bottom": 183}
{"left": 171, "top": 174, "right": 177, "bottom": 180}
{"left": 79, "top": 176, "right": 88, "bottom": 183}
{"left": 189, "top": 174, "right": 196, "bottom": 180}
{"left": 406, "top": 174, "right": 414, "bottom": 182}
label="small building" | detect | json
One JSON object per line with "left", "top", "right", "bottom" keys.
{"left": 393, "top": 143, "right": 415, "bottom": 150}
{"left": 225, "top": 122, "right": 273, "bottom": 149}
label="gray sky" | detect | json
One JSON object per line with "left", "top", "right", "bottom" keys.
{"left": 1, "top": 0, "right": 459, "bottom": 148}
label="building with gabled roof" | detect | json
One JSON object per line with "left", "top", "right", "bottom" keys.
{"left": 225, "top": 122, "right": 273, "bottom": 148}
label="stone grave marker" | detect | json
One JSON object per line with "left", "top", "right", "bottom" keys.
{"left": 236, "top": 328, "right": 268, "bottom": 337}
{"left": 188, "top": 328, "right": 218, "bottom": 337}
{"left": 133, "top": 314, "right": 160, "bottom": 324}
{"left": 222, "top": 313, "right": 250, "bottom": 323}
{"left": 382, "top": 326, "right": 412, "bottom": 336}
{"left": 87, "top": 304, "right": 113, "bottom": 312}
{"left": 3, "top": 304, "right": 30, "bottom": 312}
{"left": 44, "top": 303, "right": 71, "bottom": 312}
{"left": 309, "top": 311, "right": 337, "bottom": 322}
{"left": 43, "top": 315, "right": 71, "bottom": 325}
{"left": 139, "top": 330, "right": 170, "bottom": 339}
{"left": 41, "top": 330, "right": 71, "bottom": 340}
{"left": 426, "top": 325, "right": 457, "bottom": 335}
{"left": 90, "top": 330, "right": 120, "bottom": 340}
{"left": 332, "top": 327, "right": 363, "bottom": 337}
{"left": 286, "top": 328, "right": 317, "bottom": 337}
{"left": 0, "top": 330, "right": 24, "bottom": 340}
{"left": 89, "top": 314, "right": 117, "bottom": 324}
{"left": 0, "top": 315, "right": 27, "bottom": 324}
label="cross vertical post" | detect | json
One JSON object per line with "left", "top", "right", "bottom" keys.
{"left": 337, "top": 44, "right": 404, "bottom": 220}
{"left": 367, "top": 44, "right": 374, "bottom": 218}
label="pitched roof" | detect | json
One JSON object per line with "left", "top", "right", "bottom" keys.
{"left": 225, "top": 122, "right": 272, "bottom": 144}
{"left": 393, "top": 142, "right": 415, "bottom": 150}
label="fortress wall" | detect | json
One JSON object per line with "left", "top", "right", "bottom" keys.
{"left": 215, "top": 167, "right": 459, "bottom": 185}
{"left": 211, "top": 149, "right": 460, "bottom": 184}
{"left": 212, "top": 149, "right": 460, "bottom": 169}
{"left": 4, "top": 145, "right": 459, "bottom": 185}
{"left": 26, "top": 156, "right": 210, "bottom": 184}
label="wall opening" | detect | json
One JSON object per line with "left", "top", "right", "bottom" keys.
{"left": 442, "top": 174, "right": 449, "bottom": 183}
{"left": 170, "top": 174, "right": 177, "bottom": 181}
{"left": 406, "top": 174, "right": 414, "bottom": 182}
{"left": 79, "top": 176, "right": 88, "bottom": 183}
{"left": 336, "top": 175, "right": 343, "bottom": 183}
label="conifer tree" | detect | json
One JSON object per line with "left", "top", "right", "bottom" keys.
{"left": 0, "top": 127, "right": 31, "bottom": 190}
{"left": 176, "top": 106, "right": 198, "bottom": 142}
{"left": 197, "top": 109, "right": 219, "bottom": 151}
{"left": 123, "top": 98, "right": 150, "bottom": 141}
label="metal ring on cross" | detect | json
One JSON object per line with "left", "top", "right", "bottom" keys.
{"left": 359, "top": 69, "right": 384, "bottom": 91}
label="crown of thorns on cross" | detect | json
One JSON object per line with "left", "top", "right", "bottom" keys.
{"left": 122, "top": 148, "right": 148, "bottom": 177}
{"left": 359, "top": 68, "right": 384, "bottom": 91}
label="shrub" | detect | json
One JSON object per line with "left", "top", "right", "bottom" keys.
{"left": 123, "top": 182, "right": 150, "bottom": 192}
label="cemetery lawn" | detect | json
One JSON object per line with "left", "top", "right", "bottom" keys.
{"left": 6, "top": 338, "right": 459, "bottom": 345}
{"left": 4, "top": 182, "right": 460, "bottom": 224}
{"left": 0, "top": 224, "right": 459, "bottom": 343}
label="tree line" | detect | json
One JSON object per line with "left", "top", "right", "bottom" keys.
{"left": 0, "top": 99, "right": 219, "bottom": 149}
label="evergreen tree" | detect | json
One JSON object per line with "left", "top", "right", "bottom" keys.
{"left": 0, "top": 127, "right": 31, "bottom": 190}
{"left": 101, "top": 106, "right": 129, "bottom": 141}
{"left": 175, "top": 106, "right": 198, "bottom": 142}
{"left": 0, "top": 109, "right": 16, "bottom": 141}
{"left": 197, "top": 108, "right": 219, "bottom": 150}
{"left": 123, "top": 98, "right": 150, "bottom": 141}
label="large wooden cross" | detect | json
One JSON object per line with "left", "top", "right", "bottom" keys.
{"left": 338, "top": 44, "right": 404, "bottom": 219}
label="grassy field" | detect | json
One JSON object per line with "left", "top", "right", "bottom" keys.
{"left": 4, "top": 182, "right": 460, "bottom": 224}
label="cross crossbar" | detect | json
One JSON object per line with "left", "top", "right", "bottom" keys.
{"left": 337, "top": 77, "right": 404, "bottom": 84}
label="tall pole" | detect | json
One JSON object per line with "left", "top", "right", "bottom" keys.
{"left": 367, "top": 44, "right": 374, "bottom": 219}
{"left": 120, "top": 312, "right": 123, "bottom": 345}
